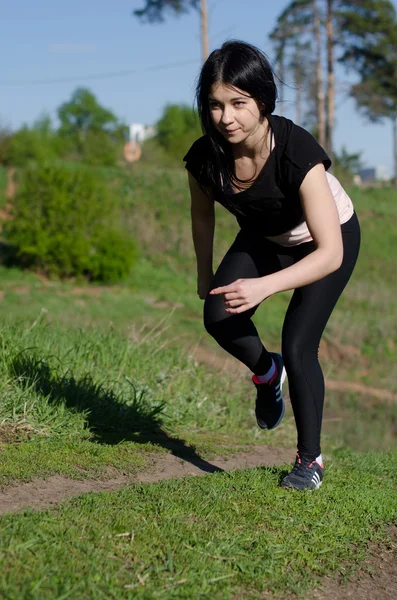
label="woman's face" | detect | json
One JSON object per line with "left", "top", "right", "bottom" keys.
{"left": 208, "top": 82, "right": 264, "bottom": 144}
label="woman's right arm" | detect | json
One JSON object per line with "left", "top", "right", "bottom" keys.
{"left": 188, "top": 172, "right": 215, "bottom": 299}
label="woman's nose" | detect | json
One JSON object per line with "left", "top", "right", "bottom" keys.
{"left": 221, "top": 108, "right": 233, "bottom": 124}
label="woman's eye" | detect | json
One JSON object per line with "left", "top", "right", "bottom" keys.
{"left": 235, "top": 102, "right": 245, "bottom": 107}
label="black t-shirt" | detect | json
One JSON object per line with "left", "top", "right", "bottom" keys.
{"left": 183, "top": 114, "right": 331, "bottom": 236}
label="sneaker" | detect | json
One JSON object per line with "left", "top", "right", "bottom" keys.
{"left": 253, "top": 352, "right": 286, "bottom": 430}
{"left": 280, "top": 454, "right": 324, "bottom": 491}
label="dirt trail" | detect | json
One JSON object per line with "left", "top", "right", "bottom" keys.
{"left": 0, "top": 446, "right": 396, "bottom": 600}
{"left": 308, "top": 526, "right": 397, "bottom": 600}
{"left": 0, "top": 444, "right": 294, "bottom": 515}
{"left": 190, "top": 346, "right": 397, "bottom": 403}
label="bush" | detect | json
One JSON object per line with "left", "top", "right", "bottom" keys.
{"left": 156, "top": 104, "right": 202, "bottom": 162}
{"left": 80, "top": 130, "right": 122, "bottom": 167}
{"left": 4, "top": 164, "right": 138, "bottom": 282}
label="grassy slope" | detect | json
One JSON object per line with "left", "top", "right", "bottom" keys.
{"left": 0, "top": 164, "right": 396, "bottom": 598}
{"left": 0, "top": 452, "right": 396, "bottom": 599}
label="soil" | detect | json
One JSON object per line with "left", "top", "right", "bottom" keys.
{"left": 0, "top": 447, "right": 395, "bottom": 600}
{"left": 0, "top": 444, "right": 295, "bottom": 515}
{"left": 307, "top": 526, "right": 397, "bottom": 600}
{"left": 190, "top": 346, "right": 397, "bottom": 404}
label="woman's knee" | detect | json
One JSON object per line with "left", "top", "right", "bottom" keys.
{"left": 204, "top": 310, "right": 234, "bottom": 341}
{"left": 203, "top": 298, "right": 251, "bottom": 342}
{"left": 282, "top": 335, "right": 319, "bottom": 372}
{"left": 204, "top": 295, "right": 227, "bottom": 338}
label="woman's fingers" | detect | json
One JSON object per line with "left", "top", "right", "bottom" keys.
{"left": 225, "top": 303, "right": 252, "bottom": 314}
{"left": 223, "top": 292, "right": 241, "bottom": 301}
{"left": 210, "top": 279, "right": 244, "bottom": 296}
{"left": 224, "top": 299, "right": 241, "bottom": 307}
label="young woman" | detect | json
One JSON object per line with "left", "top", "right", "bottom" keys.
{"left": 184, "top": 40, "right": 360, "bottom": 491}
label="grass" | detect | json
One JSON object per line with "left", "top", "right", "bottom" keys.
{"left": 0, "top": 166, "right": 396, "bottom": 485}
{"left": 0, "top": 451, "right": 396, "bottom": 599}
{"left": 0, "top": 163, "right": 396, "bottom": 599}
{"left": 0, "top": 319, "right": 259, "bottom": 485}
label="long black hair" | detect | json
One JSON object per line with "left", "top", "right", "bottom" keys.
{"left": 196, "top": 40, "right": 278, "bottom": 194}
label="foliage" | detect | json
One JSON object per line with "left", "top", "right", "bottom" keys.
{"left": 0, "top": 123, "right": 13, "bottom": 166}
{"left": 3, "top": 164, "right": 138, "bottom": 282}
{"left": 58, "top": 88, "right": 128, "bottom": 166}
{"left": 337, "top": 0, "right": 397, "bottom": 181}
{"left": 337, "top": 0, "right": 397, "bottom": 120}
{"left": 333, "top": 145, "right": 363, "bottom": 185}
{"left": 133, "top": 0, "right": 199, "bottom": 22}
{"left": 139, "top": 136, "right": 183, "bottom": 167}
{"left": 270, "top": 0, "right": 317, "bottom": 125}
{"left": 155, "top": 103, "right": 202, "bottom": 161}
{"left": 3, "top": 115, "right": 67, "bottom": 167}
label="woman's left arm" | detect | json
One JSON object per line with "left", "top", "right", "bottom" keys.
{"left": 210, "top": 163, "right": 344, "bottom": 314}
{"left": 264, "top": 162, "right": 343, "bottom": 294}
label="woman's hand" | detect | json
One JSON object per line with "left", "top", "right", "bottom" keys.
{"left": 209, "top": 277, "right": 274, "bottom": 314}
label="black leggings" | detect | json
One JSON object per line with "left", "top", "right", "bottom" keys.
{"left": 204, "top": 212, "right": 361, "bottom": 459}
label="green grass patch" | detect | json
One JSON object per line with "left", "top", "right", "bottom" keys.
{"left": 0, "top": 451, "right": 396, "bottom": 599}
{"left": 0, "top": 170, "right": 396, "bottom": 483}
{"left": 0, "top": 319, "right": 262, "bottom": 484}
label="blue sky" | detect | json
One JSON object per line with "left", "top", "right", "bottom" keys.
{"left": 1, "top": 0, "right": 395, "bottom": 174}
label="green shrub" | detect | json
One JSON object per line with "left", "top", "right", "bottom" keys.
{"left": 4, "top": 163, "right": 138, "bottom": 282}
{"left": 6, "top": 117, "right": 67, "bottom": 167}
{"left": 156, "top": 104, "right": 202, "bottom": 162}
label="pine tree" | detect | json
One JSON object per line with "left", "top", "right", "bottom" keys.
{"left": 337, "top": 0, "right": 397, "bottom": 184}
{"left": 133, "top": 0, "right": 209, "bottom": 62}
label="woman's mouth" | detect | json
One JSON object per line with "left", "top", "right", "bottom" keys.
{"left": 224, "top": 128, "right": 240, "bottom": 135}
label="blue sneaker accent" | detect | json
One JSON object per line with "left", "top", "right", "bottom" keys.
{"left": 280, "top": 454, "right": 324, "bottom": 491}
{"left": 253, "top": 352, "right": 286, "bottom": 431}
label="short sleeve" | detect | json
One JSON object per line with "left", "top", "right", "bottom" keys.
{"left": 283, "top": 124, "right": 331, "bottom": 191}
{"left": 183, "top": 136, "right": 211, "bottom": 185}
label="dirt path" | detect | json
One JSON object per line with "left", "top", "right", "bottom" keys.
{"left": 308, "top": 526, "right": 397, "bottom": 600}
{"left": 190, "top": 346, "right": 397, "bottom": 403}
{"left": 0, "top": 444, "right": 294, "bottom": 515}
{"left": 0, "top": 445, "right": 396, "bottom": 600}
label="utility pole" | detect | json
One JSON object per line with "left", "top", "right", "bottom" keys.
{"left": 326, "top": 0, "right": 335, "bottom": 166}
{"left": 314, "top": 0, "right": 326, "bottom": 147}
{"left": 200, "top": 0, "right": 209, "bottom": 62}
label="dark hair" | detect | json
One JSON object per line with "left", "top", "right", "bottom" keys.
{"left": 196, "top": 40, "right": 278, "bottom": 194}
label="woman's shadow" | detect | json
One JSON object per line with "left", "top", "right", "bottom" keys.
{"left": 10, "top": 352, "right": 224, "bottom": 475}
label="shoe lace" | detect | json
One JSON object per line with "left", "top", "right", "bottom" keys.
{"left": 291, "top": 454, "right": 315, "bottom": 475}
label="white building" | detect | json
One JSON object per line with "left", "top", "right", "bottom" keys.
{"left": 129, "top": 123, "right": 156, "bottom": 144}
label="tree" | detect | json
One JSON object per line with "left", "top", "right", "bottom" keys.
{"left": 337, "top": 0, "right": 397, "bottom": 184}
{"left": 333, "top": 145, "right": 363, "bottom": 185}
{"left": 0, "top": 123, "right": 13, "bottom": 166}
{"left": 155, "top": 103, "right": 202, "bottom": 160}
{"left": 269, "top": 2, "right": 312, "bottom": 118}
{"left": 325, "top": 0, "right": 335, "bottom": 164}
{"left": 5, "top": 115, "right": 63, "bottom": 167}
{"left": 58, "top": 88, "right": 128, "bottom": 166}
{"left": 270, "top": 1, "right": 327, "bottom": 147}
{"left": 133, "top": 0, "right": 209, "bottom": 62}
{"left": 287, "top": 41, "right": 314, "bottom": 126}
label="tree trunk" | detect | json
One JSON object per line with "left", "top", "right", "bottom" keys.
{"left": 277, "top": 48, "right": 285, "bottom": 117}
{"left": 393, "top": 113, "right": 397, "bottom": 188}
{"left": 314, "top": 0, "right": 326, "bottom": 147}
{"left": 295, "top": 46, "right": 303, "bottom": 126}
{"left": 200, "top": 0, "right": 209, "bottom": 63}
{"left": 326, "top": 0, "right": 335, "bottom": 168}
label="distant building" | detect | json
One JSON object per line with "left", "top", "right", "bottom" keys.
{"left": 129, "top": 123, "right": 156, "bottom": 144}
{"left": 359, "top": 165, "right": 390, "bottom": 183}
